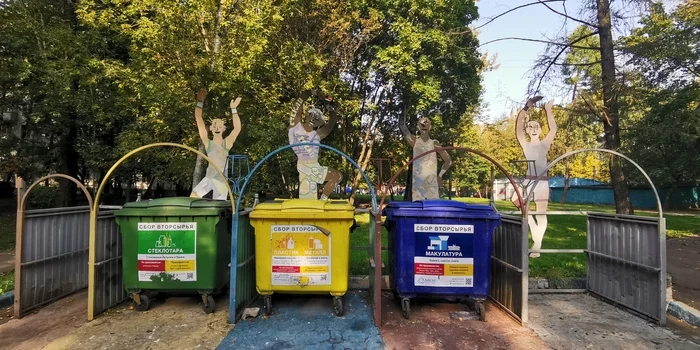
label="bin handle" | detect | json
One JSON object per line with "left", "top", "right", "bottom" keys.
{"left": 310, "top": 225, "right": 331, "bottom": 236}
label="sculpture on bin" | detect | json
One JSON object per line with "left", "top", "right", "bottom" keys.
{"left": 511, "top": 96, "right": 557, "bottom": 257}
{"left": 190, "top": 88, "right": 242, "bottom": 200}
{"left": 399, "top": 114, "right": 452, "bottom": 201}
{"left": 288, "top": 88, "right": 342, "bottom": 200}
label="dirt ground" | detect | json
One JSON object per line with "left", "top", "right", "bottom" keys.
{"left": 379, "top": 292, "right": 546, "bottom": 350}
{"left": 0, "top": 292, "right": 86, "bottom": 350}
{"left": 667, "top": 236, "right": 700, "bottom": 309}
{"left": 0, "top": 291, "right": 233, "bottom": 350}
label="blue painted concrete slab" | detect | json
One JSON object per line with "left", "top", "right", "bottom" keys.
{"left": 218, "top": 291, "right": 385, "bottom": 350}
{"left": 0, "top": 291, "right": 13, "bottom": 308}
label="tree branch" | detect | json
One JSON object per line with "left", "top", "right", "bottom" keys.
{"left": 556, "top": 61, "right": 602, "bottom": 67}
{"left": 475, "top": 0, "right": 564, "bottom": 30}
{"left": 531, "top": 30, "right": 601, "bottom": 94}
{"left": 537, "top": 0, "right": 599, "bottom": 28}
{"left": 480, "top": 37, "right": 599, "bottom": 50}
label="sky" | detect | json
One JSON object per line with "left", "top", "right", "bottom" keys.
{"left": 475, "top": 0, "right": 588, "bottom": 122}
{"left": 473, "top": 0, "right": 681, "bottom": 122}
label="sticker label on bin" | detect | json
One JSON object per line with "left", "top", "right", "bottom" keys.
{"left": 414, "top": 225, "right": 474, "bottom": 287}
{"left": 271, "top": 225, "right": 331, "bottom": 286}
{"left": 137, "top": 222, "right": 197, "bottom": 282}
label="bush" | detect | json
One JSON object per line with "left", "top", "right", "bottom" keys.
{"left": 0, "top": 271, "right": 13, "bottom": 294}
{"left": 25, "top": 186, "right": 63, "bottom": 209}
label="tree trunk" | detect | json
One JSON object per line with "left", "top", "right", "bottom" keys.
{"left": 143, "top": 176, "right": 157, "bottom": 199}
{"left": 404, "top": 163, "right": 413, "bottom": 202}
{"left": 125, "top": 177, "right": 132, "bottom": 203}
{"left": 192, "top": 0, "right": 223, "bottom": 190}
{"left": 349, "top": 120, "right": 378, "bottom": 205}
{"left": 191, "top": 142, "right": 207, "bottom": 189}
{"left": 59, "top": 84, "right": 80, "bottom": 207}
{"left": 596, "top": 0, "right": 633, "bottom": 214}
{"left": 560, "top": 161, "right": 570, "bottom": 203}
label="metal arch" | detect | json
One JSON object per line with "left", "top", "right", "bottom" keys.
{"left": 378, "top": 146, "right": 525, "bottom": 215}
{"left": 233, "top": 142, "right": 378, "bottom": 213}
{"left": 523, "top": 148, "right": 663, "bottom": 220}
{"left": 87, "top": 142, "right": 235, "bottom": 321}
{"left": 377, "top": 146, "right": 529, "bottom": 325}
{"left": 14, "top": 174, "right": 95, "bottom": 318}
{"left": 229, "top": 142, "right": 378, "bottom": 324}
{"left": 524, "top": 148, "right": 667, "bottom": 325}
{"left": 20, "top": 174, "right": 94, "bottom": 211}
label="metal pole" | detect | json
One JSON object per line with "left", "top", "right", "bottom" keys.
{"left": 489, "top": 165, "right": 495, "bottom": 207}
{"left": 13, "top": 177, "right": 24, "bottom": 318}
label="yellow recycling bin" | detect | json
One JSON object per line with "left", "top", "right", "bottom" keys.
{"left": 250, "top": 198, "right": 355, "bottom": 316}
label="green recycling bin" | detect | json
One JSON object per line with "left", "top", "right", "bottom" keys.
{"left": 114, "top": 197, "right": 232, "bottom": 314}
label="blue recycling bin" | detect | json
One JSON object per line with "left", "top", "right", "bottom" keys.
{"left": 383, "top": 200, "right": 501, "bottom": 320}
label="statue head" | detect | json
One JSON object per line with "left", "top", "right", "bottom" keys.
{"left": 418, "top": 117, "right": 432, "bottom": 136}
{"left": 209, "top": 118, "right": 227, "bottom": 135}
{"left": 526, "top": 120, "right": 541, "bottom": 139}
{"left": 306, "top": 107, "right": 326, "bottom": 129}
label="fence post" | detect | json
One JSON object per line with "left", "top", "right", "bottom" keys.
{"left": 13, "top": 176, "right": 25, "bottom": 318}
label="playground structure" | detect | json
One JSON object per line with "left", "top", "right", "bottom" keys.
{"left": 11, "top": 141, "right": 668, "bottom": 328}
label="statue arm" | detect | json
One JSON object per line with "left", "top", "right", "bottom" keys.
{"left": 543, "top": 100, "right": 557, "bottom": 145}
{"left": 435, "top": 141, "right": 452, "bottom": 174}
{"left": 399, "top": 113, "right": 415, "bottom": 147}
{"left": 225, "top": 97, "right": 242, "bottom": 147}
{"left": 515, "top": 108, "right": 528, "bottom": 147}
{"left": 290, "top": 90, "right": 312, "bottom": 128}
{"left": 195, "top": 89, "right": 209, "bottom": 146}
{"left": 317, "top": 103, "right": 338, "bottom": 140}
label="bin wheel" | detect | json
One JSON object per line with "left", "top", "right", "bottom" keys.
{"left": 202, "top": 295, "right": 216, "bottom": 314}
{"left": 401, "top": 298, "right": 410, "bottom": 319}
{"left": 134, "top": 294, "right": 150, "bottom": 312}
{"left": 476, "top": 301, "right": 486, "bottom": 322}
{"left": 263, "top": 296, "right": 272, "bottom": 316}
{"left": 333, "top": 297, "right": 344, "bottom": 317}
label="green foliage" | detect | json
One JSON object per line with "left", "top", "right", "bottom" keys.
{"left": 627, "top": 85, "right": 700, "bottom": 188}
{"left": 622, "top": 1, "right": 700, "bottom": 87}
{"left": 0, "top": 215, "right": 15, "bottom": 252}
{"left": 0, "top": 271, "right": 13, "bottom": 295}
{"left": 619, "top": 1, "right": 700, "bottom": 192}
{"left": 25, "top": 186, "right": 63, "bottom": 210}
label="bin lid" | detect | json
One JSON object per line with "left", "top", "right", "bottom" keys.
{"left": 254, "top": 198, "right": 353, "bottom": 212}
{"left": 250, "top": 198, "right": 354, "bottom": 219}
{"left": 383, "top": 199, "right": 500, "bottom": 219}
{"left": 118, "top": 197, "right": 231, "bottom": 211}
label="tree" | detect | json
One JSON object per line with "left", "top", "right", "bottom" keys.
{"left": 480, "top": 0, "right": 643, "bottom": 214}
{"left": 621, "top": 1, "right": 700, "bottom": 207}
{"left": 0, "top": 0, "right": 134, "bottom": 205}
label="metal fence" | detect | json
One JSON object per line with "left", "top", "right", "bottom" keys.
{"left": 234, "top": 210, "right": 256, "bottom": 319}
{"left": 92, "top": 207, "right": 128, "bottom": 317}
{"left": 587, "top": 212, "right": 666, "bottom": 325}
{"left": 16, "top": 207, "right": 91, "bottom": 317}
{"left": 490, "top": 214, "right": 526, "bottom": 324}
{"left": 16, "top": 206, "right": 121, "bottom": 317}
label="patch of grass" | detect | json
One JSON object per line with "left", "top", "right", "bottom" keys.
{"left": 349, "top": 213, "right": 388, "bottom": 275}
{"left": 348, "top": 197, "right": 699, "bottom": 280}
{"left": 0, "top": 215, "right": 15, "bottom": 252}
{"left": 0, "top": 271, "right": 13, "bottom": 294}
